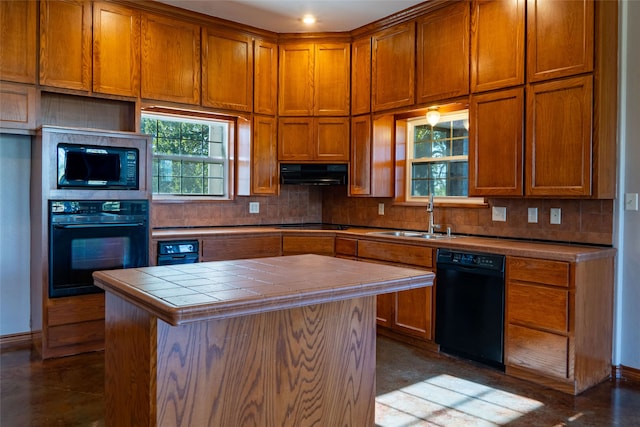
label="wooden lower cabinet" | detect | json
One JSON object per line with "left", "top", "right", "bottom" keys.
{"left": 201, "top": 234, "right": 281, "bottom": 261}
{"left": 505, "top": 255, "right": 614, "bottom": 394}
{"left": 357, "top": 240, "right": 434, "bottom": 341}
{"left": 282, "top": 235, "right": 335, "bottom": 256}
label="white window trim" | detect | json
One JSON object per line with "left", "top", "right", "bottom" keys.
{"left": 142, "top": 112, "right": 232, "bottom": 200}
{"left": 405, "top": 111, "right": 484, "bottom": 205}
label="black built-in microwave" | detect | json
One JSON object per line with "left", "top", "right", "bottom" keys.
{"left": 57, "top": 143, "right": 139, "bottom": 189}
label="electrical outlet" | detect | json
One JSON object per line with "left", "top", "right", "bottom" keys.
{"left": 492, "top": 206, "right": 507, "bottom": 222}
{"left": 249, "top": 202, "right": 259, "bottom": 214}
{"left": 550, "top": 208, "right": 561, "bottom": 224}
{"left": 378, "top": 203, "right": 385, "bottom": 215}
{"left": 528, "top": 207, "right": 538, "bottom": 223}
{"left": 625, "top": 193, "right": 639, "bottom": 211}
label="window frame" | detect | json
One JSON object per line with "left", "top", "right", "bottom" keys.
{"left": 405, "top": 110, "right": 484, "bottom": 205}
{"left": 141, "top": 109, "right": 235, "bottom": 201}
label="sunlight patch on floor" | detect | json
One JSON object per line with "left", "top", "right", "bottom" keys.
{"left": 375, "top": 374, "right": 544, "bottom": 427}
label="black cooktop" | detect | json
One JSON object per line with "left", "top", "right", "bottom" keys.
{"left": 276, "top": 223, "right": 349, "bottom": 230}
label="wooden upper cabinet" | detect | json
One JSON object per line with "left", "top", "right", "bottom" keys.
{"left": 202, "top": 28, "right": 253, "bottom": 111}
{"left": 316, "top": 117, "right": 349, "bottom": 161}
{"left": 417, "top": 1, "right": 470, "bottom": 104}
{"left": 315, "top": 43, "right": 350, "bottom": 116}
{"left": 350, "top": 114, "right": 394, "bottom": 197}
{"left": 527, "top": 0, "right": 594, "bottom": 82}
{"left": 92, "top": 2, "right": 140, "bottom": 97}
{"left": 469, "top": 87, "right": 524, "bottom": 196}
{"left": 351, "top": 37, "right": 371, "bottom": 115}
{"left": 372, "top": 22, "right": 415, "bottom": 112}
{"left": 252, "top": 115, "right": 278, "bottom": 195}
{"left": 278, "top": 43, "right": 314, "bottom": 116}
{"left": 254, "top": 39, "right": 278, "bottom": 116}
{"left": 0, "top": 1, "right": 37, "bottom": 84}
{"left": 40, "top": 0, "right": 92, "bottom": 91}
{"left": 141, "top": 13, "right": 200, "bottom": 105}
{"left": 471, "top": 0, "right": 525, "bottom": 93}
{"left": 278, "top": 117, "right": 349, "bottom": 161}
{"left": 278, "top": 42, "right": 350, "bottom": 116}
{"left": 350, "top": 115, "right": 372, "bottom": 196}
{"left": 526, "top": 75, "right": 593, "bottom": 197}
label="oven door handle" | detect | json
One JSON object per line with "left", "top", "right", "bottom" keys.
{"left": 53, "top": 222, "right": 145, "bottom": 229}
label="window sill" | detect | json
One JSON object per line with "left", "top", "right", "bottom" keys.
{"left": 393, "top": 200, "right": 489, "bottom": 209}
{"left": 152, "top": 195, "right": 231, "bottom": 203}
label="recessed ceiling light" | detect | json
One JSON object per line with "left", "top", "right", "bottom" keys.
{"left": 302, "top": 14, "right": 316, "bottom": 25}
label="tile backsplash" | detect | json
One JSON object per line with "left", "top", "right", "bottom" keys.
{"left": 322, "top": 187, "right": 614, "bottom": 246}
{"left": 152, "top": 185, "right": 613, "bottom": 246}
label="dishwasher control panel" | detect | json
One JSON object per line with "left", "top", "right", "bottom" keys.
{"left": 436, "top": 249, "right": 504, "bottom": 272}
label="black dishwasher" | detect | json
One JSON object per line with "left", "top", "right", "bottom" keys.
{"left": 435, "top": 248, "right": 506, "bottom": 370}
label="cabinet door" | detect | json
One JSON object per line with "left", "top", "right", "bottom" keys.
{"left": 471, "top": 0, "right": 525, "bottom": 92}
{"left": 469, "top": 87, "right": 524, "bottom": 196}
{"left": 252, "top": 115, "right": 278, "bottom": 195}
{"left": 527, "top": 0, "right": 594, "bottom": 82}
{"left": 92, "top": 2, "right": 140, "bottom": 97}
{"left": 254, "top": 39, "right": 278, "bottom": 115}
{"left": 350, "top": 115, "right": 372, "bottom": 196}
{"left": 417, "top": 1, "right": 470, "bottom": 103}
{"left": 40, "top": 0, "right": 92, "bottom": 91}
{"left": 202, "top": 28, "right": 252, "bottom": 111}
{"left": 141, "top": 13, "right": 200, "bottom": 105}
{"left": 351, "top": 37, "right": 371, "bottom": 115}
{"left": 395, "top": 287, "right": 433, "bottom": 340}
{"left": 278, "top": 43, "right": 314, "bottom": 116}
{"left": 316, "top": 117, "right": 350, "bottom": 161}
{"left": 372, "top": 22, "right": 415, "bottom": 112}
{"left": 314, "top": 43, "right": 350, "bottom": 116}
{"left": 0, "top": 0, "right": 37, "bottom": 84}
{"left": 0, "top": 82, "right": 36, "bottom": 130}
{"left": 526, "top": 75, "right": 593, "bottom": 196}
{"left": 278, "top": 117, "right": 313, "bottom": 161}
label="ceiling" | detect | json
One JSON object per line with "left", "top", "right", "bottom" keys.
{"left": 154, "top": 0, "right": 425, "bottom": 33}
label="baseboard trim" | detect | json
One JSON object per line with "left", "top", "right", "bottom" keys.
{"left": 0, "top": 331, "right": 32, "bottom": 351}
{"left": 612, "top": 364, "right": 640, "bottom": 383}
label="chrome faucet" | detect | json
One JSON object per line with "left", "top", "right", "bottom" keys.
{"left": 426, "top": 193, "right": 439, "bottom": 234}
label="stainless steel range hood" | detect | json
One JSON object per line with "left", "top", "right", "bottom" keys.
{"left": 280, "top": 164, "right": 348, "bottom": 185}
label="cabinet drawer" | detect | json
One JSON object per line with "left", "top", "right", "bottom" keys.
{"left": 282, "top": 235, "right": 335, "bottom": 256}
{"left": 508, "top": 283, "right": 568, "bottom": 333}
{"left": 358, "top": 240, "right": 432, "bottom": 268}
{"left": 335, "top": 237, "right": 357, "bottom": 257}
{"left": 47, "top": 293, "right": 105, "bottom": 326}
{"left": 202, "top": 235, "right": 281, "bottom": 261}
{"left": 508, "top": 257, "right": 569, "bottom": 287}
{"left": 506, "top": 324, "right": 568, "bottom": 379}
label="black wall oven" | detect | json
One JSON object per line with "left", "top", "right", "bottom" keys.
{"left": 49, "top": 200, "right": 148, "bottom": 298}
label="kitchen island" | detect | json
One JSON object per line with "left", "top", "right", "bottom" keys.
{"left": 93, "top": 254, "right": 434, "bottom": 427}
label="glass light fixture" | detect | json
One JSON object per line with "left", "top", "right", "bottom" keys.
{"left": 302, "top": 14, "right": 316, "bottom": 25}
{"left": 426, "top": 107, "right": 440, "bottom": 127}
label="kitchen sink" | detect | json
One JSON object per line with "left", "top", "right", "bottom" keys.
{"left": 367, "top": 231, "right": 455, "bottom": 239}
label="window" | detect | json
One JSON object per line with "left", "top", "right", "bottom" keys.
{"left": 141, "top": 113, "right": 232, "bottom": 198}
{"left": 407, "top": 110, "right": 478, "bottom": 203}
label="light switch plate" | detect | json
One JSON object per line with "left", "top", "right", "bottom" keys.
{"left": 378, "top": 203, "right": 385, "bottom": 215}
{"left": 550, "top": 208, "right": 561, "bottom": 224}
{"left": 492, "top": 206, "right": 507, "bottom": 222}
{"left": 249, "top": 202, "right": 259, "bottom": 214}
{"left": 625, "top": 193, "right": 639, "bottom": 211}
{"left": 528, "top": 207, "right": 538, "bottom": 223}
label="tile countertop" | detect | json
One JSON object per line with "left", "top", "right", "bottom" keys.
{"left": 93, "top": 254, "right": 434, "bottom": 326}
{"left": 151, "top": 226, "right": 616, "bottom": 263}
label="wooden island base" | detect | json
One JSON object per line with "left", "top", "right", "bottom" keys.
{"left": 96, "top": 255, "right": 434, "bottom": 426}
{"left": 106, "top": 293, "right": 376, "bottom": 426}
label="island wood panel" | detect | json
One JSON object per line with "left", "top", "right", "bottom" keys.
{"left": 282, "top": 235, "right": 335, "bottom": 256}
{"left": 105, "top": 293, "right": 376, "bottom": 426}
{"left": 201, "top": 235, "right": 282, "bottom": 261}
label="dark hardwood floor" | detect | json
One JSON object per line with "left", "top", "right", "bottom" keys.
{"left": 1, "top": 336, "right": 639, "bottom": 426}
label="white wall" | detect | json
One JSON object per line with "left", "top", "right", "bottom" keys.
{"left": 615, "top": 0, "right": 640, "bottom": 370}
{"left": 0, "top": 134, "right": 31, "bottom": 335}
